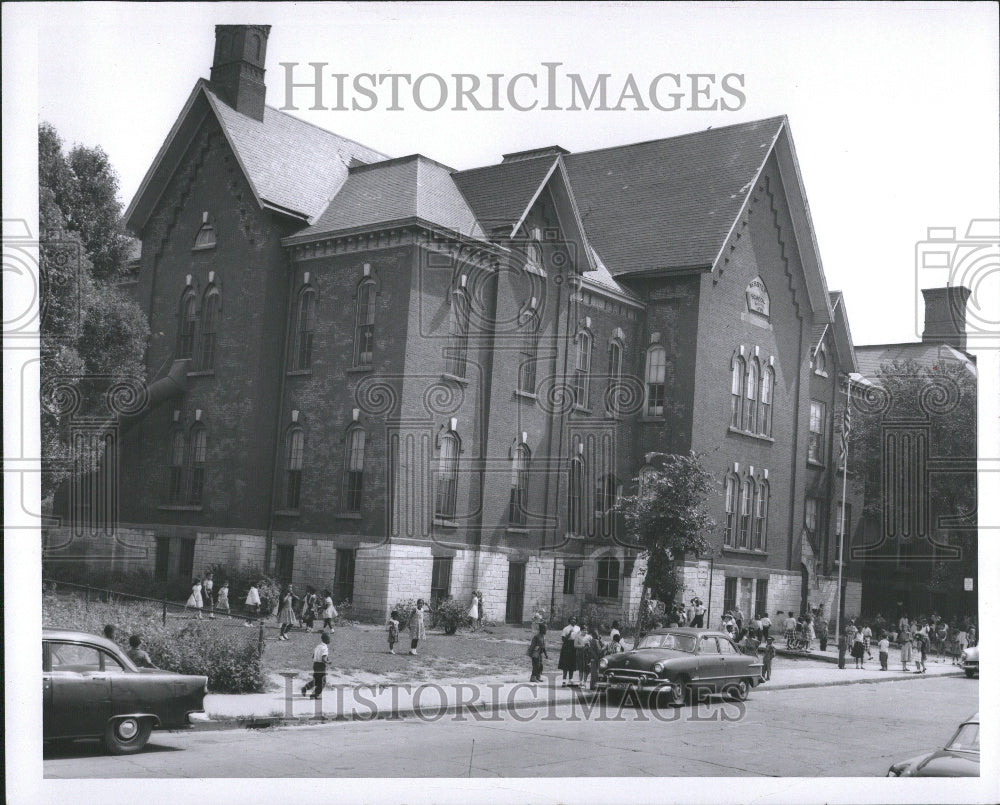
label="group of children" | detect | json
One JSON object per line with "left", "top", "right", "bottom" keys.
{"left": 184, "top": 572, "right": 231, "bottom": 619}
{"left": 554, "top": 617, "right": 627, "bottom": 689}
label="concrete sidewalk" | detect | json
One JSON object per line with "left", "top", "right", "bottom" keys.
{"left": 199, "top": 654, "right": 965, "bottom": 727}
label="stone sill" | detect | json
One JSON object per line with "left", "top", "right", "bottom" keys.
{"left": 441, "top": 373, "right": 469, "bottom": 386}
{"left": 506, "top": 527, "right": 529, "bottom": 535}
{"left": 721, "top": 548, "right": 768, "bottom": 558}
{"left": 334, "top": 512, "right": 362, "bottom": 520}
{"left": 191, "top": 244, "right": 215, "bottom": 253}
{"left": 286, "top": 370, "right": 312, "bottom": 377}
{"left": 345, "top": 365, "right": 374, "bottom": 374}
{"left": 807, "top": 459, "right": 826, "bottom": 469}
{"left": 186, "top": 370, "right": 215, "bottom": 378}
{"left": 158, "top": 505, "right": 203, "bottom": 512}
{"left": 727, "top": 426, "right": 774, "bottom": 443}
{"left": 513, "top": 390, "right": 537, "bottom": 402}
{"left": 274, "top": 509, "right": 301, "bottom": 517}
{"left": 433, "top": 517, "right": 458, "bottom": 529}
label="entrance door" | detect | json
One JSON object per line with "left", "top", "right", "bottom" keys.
{"left": 275, "top": 545, "right": 294, "bottom": 586}
{"left": 505, "top": 562, "right": 526, "bottom": 624}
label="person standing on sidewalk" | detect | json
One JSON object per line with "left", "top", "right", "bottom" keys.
{"left": 528, "top": 623, "right": 548, "bottom": 683}
{"left": 277, "top": 586, "right": 295, "bottom": 640}
{"left": 216, "top": 581, "right": 230, "bottom": 617}
{"left": 244, "top": 581, "right": 261, "bottom": 626}
{"left": 815, "top": 614, "right": 828, "bottom": 652}
{"left": 558, "top": 616, "right": 580, "bottom": 686}
{"left": 851, "top": 628, "right": 865, "bottom": 669}
{"left": 477, "top": 592, "right": 485, "bottom": 628}
{"left": 784, "top": 612, "right": 797, "bottom": 646}
{"left": 898, "top": 623, "right": 912, "bottom": 671}
{"left": 760, "top": 612, "right": 771, "bottom": 641}
{"left": 862, "top": 624, "right": 873, "bottom": 661}
{"left": 301, "top": 631, "right": 330, "bottom": 699}
{"left": 321, "top": 590, "right": 337, "bottom": 631}
{"left": 468, "top": 591, "right": 480, "bottom": 629}
{"left": 574, "top": 624, "right": 592, "bottom": 687}
{"left": 587, "top": 627, "right": 605, "bottom": 691}
{"left": 408, "top": 598, "right": 427, "bottom": 655}
{"left": 691, "top": 598, "right": 705, "bottom": 628}
{"left": 387, "top": 610, "right": 400, "bottom": 654}
{"left": 837, "top": 630, "right": 847, "bottom": 669}
{"left": 762, "top": 637, "right": 775, "bottom": 680}
{"left": 878, "top": 633, "right": 890, "bottom": 671}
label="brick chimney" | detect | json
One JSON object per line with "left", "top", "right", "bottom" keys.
{"left": 922, "top": 286, "right": 972, "bottom": 351}
{"left": 209, "top": 25, "right": 270, "bottom": 121}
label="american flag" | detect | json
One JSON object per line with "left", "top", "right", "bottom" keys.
{"left": 839, "top": 378, "right": 852, "bottom": 468}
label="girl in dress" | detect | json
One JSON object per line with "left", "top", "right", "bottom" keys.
{"left": 216, "top": 581, "right": 230, "bottom": 616}
{"left": 185, "top": 578, "right": 203, "bottom": 619}
{"left": 898, "top": 624, "right": 912, "bottom": 671}
{"left": 408, "top": 599, "right": 427, "bottom": 655}
{"left": 469, "top": 592, "right": 480, "bottom": 629}
{"left": 277, "top": 586, "right": 295, "bottom": 640}
{"left": 321, "top": 590, "right": 337, "bottom": 631}
{"left": 851, "top": 628, "right": 866, "bottom": 669}
{"left": 244, "top": 582, "right": 261, "bottom": 626}
{"left": 558, "top": 616, "right": 580, "bottom": 687}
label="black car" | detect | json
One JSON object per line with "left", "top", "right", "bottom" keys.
{"left": 887, "top": 713, "right": 980, "bottom": 777}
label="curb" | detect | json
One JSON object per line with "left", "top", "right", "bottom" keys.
{"left": 195, "top": 670, "right": 967, "bottom": 731}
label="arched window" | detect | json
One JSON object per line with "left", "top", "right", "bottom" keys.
{"left": 744, "top": 359, "right": 759, "bottom": 434}
{"left": 567, "top": 457, "right": 584, "bottom": 534}
{"left": 723, "top": 474, "right": 738, "bottom": 546}
{"left": 754, "top": 480, "right": 769, "bottom": 550}
{"left": 596, "top": 556, "right": 620, "bottom": 599}
{"left": 731, "top": 356, "right": 745, "bottom": 429}
{"left": 645, "top": 345, "right": 666, "bottom": 417}
{"left": 193, "top": 223, "right": 216, "bottom": 250}
{"left": 445, "top": 290, "right": 469, "bottom": 378}
{"left": 343, "top": 426, "right": 366, "bottom": 513}
{"left": 760, "top": 366, "right": 774, "bottom": 437}
{"left": 354, "top": 280, "right": 376, "bottom": 366}
{"left": 435, "top": 432, "right": 459, "bottom": 519}
{"left": 188, "top": 425, "right": 207, "bottom": 506}
{"left": 167, "top": 430, "right": 186, "bottom": 504}
{"left": 739, "top": 478, "right": 754, "bottom": 548}
{"left": 285, "top": 427, "right": 304, "bottom": 509}
{"left": 517, "top": 311, "right": 539, "bottom": 394}
{"left": 177, "top": 290, "right": 197, "bottom": 360}
{"left": 198, "top": 286, "right": 220, "bottom": 371}
{"left": 574, "top": 331, "right": 591, "bottom": 409}
{"left": 814, "top": 345, "right": 828, "bottom": 376}
{"left": 607, "top": 339, "right": 623, "bottom": 415}
{"left": 292, "top": 287, "right": 316, "bottom": 371}
{"left": 508, "top": 443, "right": 530, "bottom": 525}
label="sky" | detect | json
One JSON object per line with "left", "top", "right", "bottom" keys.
{"left": 16, "top": 0, "right": 999, "bottom": 349}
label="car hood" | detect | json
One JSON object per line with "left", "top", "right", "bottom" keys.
{"left": 605, "top": 648, "right": 692, "bottom": 669}
{"left": 910, "top": 750, "right": 980, "bottom": 777}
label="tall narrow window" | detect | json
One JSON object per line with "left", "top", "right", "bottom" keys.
{"left": 754, "top": 579, "right": 768, "bottom": 618}
{"left": 754, "top": 480, "right": 768, "bottom": 550}
{"left": 724, "top": 474, "right": 738, "bottom": 546}
{"left": 508, "top": 444, "right": 530, "bottom": 525}
{"left": 596, "top": 557, "right": 620, "bottom": 599}
{"left": 744, "top": 359, "right": 759, "bottom": 433}
{"left": 808, "top": 401, "right": 826, "bottom": 463}
{"left": 198, "top": 287, "right": 220, "bottom": 371}
{"left": 723, "top": 577, "right": 738, "bottom": 614}
{"left": 596, "top": 475, "right": 619, "bottom": 516}
{"left": 335, "top": 549, "right": 356, "bottom": 603}
{"left": 760, "top": 366, "right": 774, "bottom": 436}
{"left": 567, "top": 457, "right": 584, "bottom": 534}
{"left": 805, "top": 496, "right": 819, "bottom": 536}
{"left": 285, "top": 427, "right": 304, "bottom": 509}
{"left": 354, "top": 280, "right": 376, "bottom": 366}
{"left": 607, "top": 339, "right": 623, "bottom": 415}
{"left": 431, "top": 556, "right": 453, "bottom": 605}
{"left": 435, "top": 432, "right": 459, "bottom": 519}
{"left": 814, "top": 345, "right": 828, "bottom": 376}
{"left": 445, "top": 290, "right": 469, "bottom": 377}
{"left": 167, "top": 430, "right": 185, "bottom": 504}
{"left": 293, "top": 287, "right": 316, "bottom": 371}
{"left": 517, "top": 312, "right": 539, "bottom": 394}
{"left": 739, "top": 478, "right": 753, "bottom": 548}
{"left": 188, "top": 425, "right": 207, "bottom": 505}
{"left": 731, "top": 356, "right": 745, "bottom": 429}
{"left": 645, "top": 345, "right": 666, "bottom": 417}
{"left": 177, "top": 290, "right": 197, "bottom": 360}
{"left": 574, "top": 331, "right": 591, "bottom": 408}
{"left": 344, "top": 427, "right": 366, "bottom": 513}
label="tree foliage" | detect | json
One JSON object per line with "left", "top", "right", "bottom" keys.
{"left": 39, "top": 122, "right": 149, "bottom": 499}
{"left": 617, "top": 452, "right": 717, "bottom": 605}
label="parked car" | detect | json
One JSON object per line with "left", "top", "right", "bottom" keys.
{"left": 43, "top": 628, "right": 208, "bottom": 754}
{"left": 887, "top": 713, "right": 979, "bottom": 777}
{"left": 960, "top": 645, "right": 979, "bottom": 678}
{"left": 597, "top": 627, "right": 763, "bottom": 704}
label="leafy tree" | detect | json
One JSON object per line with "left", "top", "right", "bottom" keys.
{"left": 617, "top": 452, "right": 717, "bottom": 630}
{"left": 39, "top": 123, "right": 149, "bottom": 500}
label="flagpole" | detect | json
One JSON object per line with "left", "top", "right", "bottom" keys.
{"left": 835, "top": 374, "right": 851, "bottom": 642}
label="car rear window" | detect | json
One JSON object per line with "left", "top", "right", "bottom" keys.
{"left": 947, "top": 723, "right": 979, "bottom": 753}
{"left": 50, "top": 643, "right": 102, "bottom": 673}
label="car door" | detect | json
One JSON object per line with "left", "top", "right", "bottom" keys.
{"left": 48, "top": 641, "right": 113, "bottom": 737}
{"left": 716, "top": 635, "right": 743, "bottom": 684}
{"left": 696, "top": 636, "right": 723, "bottom": 693}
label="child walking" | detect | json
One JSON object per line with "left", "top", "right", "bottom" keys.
{"left": 301, "top": 631, "right": 331, "bottom": 699}
{"left": 244, "top": 581, "right": 261, "bottom": 626}
{"left": 185, "top": 578, "right": 203, "bottom": 619}
{"left": 862, "top": 624, "right": 873, "bottom": 660}
{"left": 878, "top": 633, "right": 890, "bottom": 671}
{"left": 851, "top": 629, "right": 865, "bottom": 669}
{"left": 528, "top": 622, "right": 548, "bottom": 682}
{"left": 387, "top": 610, "right": 400, "bottom": 654}
{"left": 321, "top": 590, "right": 337, "bottom": 631}
{"left": 216, "top": 581, "right": 230, "bottom": 617}
{"left": 762, "top": 637, "right": 775, "bottom": 681}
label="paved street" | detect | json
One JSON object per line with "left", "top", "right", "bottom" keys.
{"left": 44, "top": 675, "right": 976, "bottom": 778}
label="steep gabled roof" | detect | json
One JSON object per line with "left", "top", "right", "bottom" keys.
{"left": 855, "top": 342, "right": 976, "bottom": 377}
{"left": 125, "top": 80, "right": 388, "bottom": 232}
{"left": 286, "top": 155, "right": 486, "bottom": 242}
{"left": 452, "top": 157, "right": 559, "bottom": 233}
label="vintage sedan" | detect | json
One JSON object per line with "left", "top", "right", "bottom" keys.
{"left": 597, "top": 628, "right": 763, "bottom": 704}
{"left": 960, "top": 645, "right": 979, "bottom": 678}
{"left": 887, "top": 713, "right": 979, "bottom": 777}
{"left": 43, "top": 628, "right": 208, "bottom": 754}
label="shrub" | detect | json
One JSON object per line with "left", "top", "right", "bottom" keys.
{"left": 42, "top": 589, "right": 266, "bottom": 693}
{"left": 393, "top": 598, "right": 418, "bottom": 631}
{"left": 431, "top": 598, "right": 473, "bottom": 635}
{"left": 205, "top": 564, "right": 280, "bottom": 617}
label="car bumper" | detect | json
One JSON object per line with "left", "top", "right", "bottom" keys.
{"left": 960, "top": 662, "right": 978, "bottom": 674}
{"left": 596, "top": 677, "right": 682, "bottom": 699}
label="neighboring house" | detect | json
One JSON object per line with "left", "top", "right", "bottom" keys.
{"left": 47, "top": 24, "right": 868, "bottom": 623}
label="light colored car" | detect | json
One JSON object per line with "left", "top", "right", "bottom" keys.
{"left": 960, "top": 645, "right": 978, "bottom": 678}
{"left": 887, "top": 713, "right": 979, "bottom": 777}
{"left": 597, "top": 628, "right": 763, "bottom": 704}
{"left": 44, "top": 628, "right": 208, "bottom": 754}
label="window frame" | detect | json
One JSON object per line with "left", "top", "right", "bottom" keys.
{"left": 731, "top": 355, "right": 745, "bottom": 429}
{"left": 292, "top": 286, "right": 317, "bottom": 371}
{"left": 574, "top": 330, "right": 592, "bottom": 409}
{"left": 595, "top": 556, "right": 620, "bottom": 599}
{"left": 744, "top": 359, "right": 759, "bottom": 434}
{"left": 562, "top": 565, "right": 577, "bottom": 595}
{"left": 197, "top": 286, "right": 220, "bottom": 371}
{"left": 760, "top": 365, "right": 774, "bottom": 437}
{"left": 607, "top": 338, "right": 624, "bottom": 416}
{"left": 808, "top": 400, "right": 826, "bottom": 463}
{"left": 738, "top": 478, "right": 754, "bottom": 548}
{"left": 724, "top": 473, "right": 738, "bottom": 547}
{"left": 177, "top": 290, "right": 197, "bottom": 360}
{"left": 354, "top": 279, "right": 376, "bottom": 367}
{"left": 517, "top": 311, "right": 539, "bottom": 394}
{"left": 645, "top": 344, "right": 667, "bottom": 417}
{"left": 343, "top": 426, "right": 366, "bottom": 513}
{"left": 435, "top": 432, "right": 459, "bottom": 520}
{"left": 754, "top": 480, "right": 769, "bottom": 550}
{"left": 445, "top": 289, "right": 470, "bottom": 378}
{"left": 508, "top": 443, "right": 530, "bottom": 526}
{"left": 431, "top": 556, "right": 453, "bottom": 605}
{"left": 188, "top": 424, "right": 207, "bottom": 506}
{"left": 285, "top": 427, "right": 305, "bottom": 510}
{"left": 167, "top": 429, "right": 186, "bottom": 504}
{"left": 567, "top": 456, "right": 585, "bottom": 535}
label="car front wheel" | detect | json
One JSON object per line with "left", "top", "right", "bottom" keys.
{"left": 104, "top": 717, "right": 153, "bottom": 755}
{"left": 965, "top": 668, "right": 976, "bottom": 678}
{"left": 725, "top": 678, "right": 750, "bottom": 701}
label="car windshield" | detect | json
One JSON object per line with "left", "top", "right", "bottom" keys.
{"left": 635, "top": 633, "right": 696, "bottom": 652}
{"left": 946, "top": 723, "right": 980, "bottom": 753}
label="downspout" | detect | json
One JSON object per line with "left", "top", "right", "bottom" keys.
{"left": 787, "top": 313, "right": 805, "bottom": 572}
{"left": 264, "top": 251, "right": 297, "bottom": 573}
{"left": 549, "top": 268, "right": 574, "bottom": 617}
